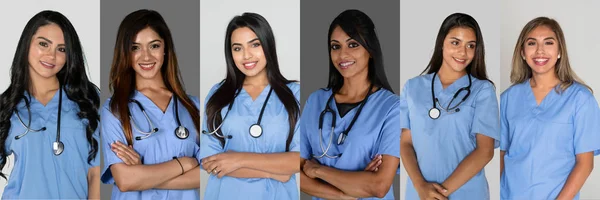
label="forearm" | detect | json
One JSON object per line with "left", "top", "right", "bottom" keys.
{"left": 441, "top": 147, "right": 494, "bottom": 195}
{"left": 155, "top": 167, "right": 200, "bottom": 190}
{"left": 87, "top": 167, "right": 100, "bottom": 199}
{"left": 401, "top": 143, "right": 427, "bottom": 186}
{"left": 239, "top": 152, "right": 299, "bottom": 175}
{"left": 111, "top": 159, "right": 192, "bottom": 192}
{"left": 500, "top": 151, "right": 505, "bottom": 177}
{"left": 557, "top": 152, "right": 594, "bottom": 200}
{"left": 300, "top": 170, "right": 355, "bottom": 200}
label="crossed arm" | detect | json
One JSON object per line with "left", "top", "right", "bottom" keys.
{"left": 200, "top": 151, "right": 300, "bottom": 182}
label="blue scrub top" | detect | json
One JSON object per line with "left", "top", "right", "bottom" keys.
{"left": 3, "top": 88, "right": 99, "bottom": 199}
{"left": 101, "top": 91, "right": 200, "bottom": 200}
{"left": 300, "top": 87, "right": 401, "bottom": 200}
{"left": 500, "top": 80, "right": 600, "bottom": 200}
{"left": 200, "top": 82, "right": 300, "bottom": 200}
{"left": 400, "top": 73, "right": 499, "bottom": 200}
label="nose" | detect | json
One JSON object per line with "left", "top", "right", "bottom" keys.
{"left": 536, "top": 44, "right": 544, "bottom": 54}
{"left": 142, "top": 47, "right": 151, "bottom": 61}
{"left": 457, "top": 45, "right": 467, "bottom": 56}
{"left": 339, "top": 46, "right": 351, "bottom": 59}
{"left": 243, "top": 48, "right": 253, "bottom": 60}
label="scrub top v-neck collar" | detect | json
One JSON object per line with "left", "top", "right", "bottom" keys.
{"left": 432, "top": 73, "right": 471, "bottom": 100}
{"left": 525, "top": 78, "right": 557, "bottom": 110}
{"left": 19, "top": 88, "right": 74, "bottom": 121}
{"left": 132, "top": 90, "right": 175, "bottom": 122}
{"left": 238, "top": 84, "right": 272, "bottom": 107}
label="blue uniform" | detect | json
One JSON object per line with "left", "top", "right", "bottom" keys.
{"left": 500, "top": 80, "right": 600, "bottom": 200}
{"left": 300, "top": 88, "right": 401, "bottom": 200}
{"left": 3, "top": 88, "right": 99, "bottom": 199}
{"left": 200, "top": 83, "right": 300, "bottom": 200}
{"left": 400, "top": 74, "right": 499, "bottom": 200}
{"left": 101, "top": 91, "right": 200, "bottom": 200}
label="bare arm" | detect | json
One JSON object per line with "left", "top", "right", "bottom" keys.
{"left": 87, "top": 166, "right": 100, "bottom": 199}
{"left": 500, "top": 150, "right": 505, "bottom": 177}
{"left": 155, "top": 166, "right": 200, "bottom": 190}
{"left": 299, "top": 158, "right": 357, "bottom": 200}
{"left": 202, "top": 152, "right": 299, "bottom": 176}
{"left": 304, "top": 155, "right": 398, "bottom": 198}
{"left": 556, "top": 152, "right": 594, "bottom": 200}
{"left": 440, "top": 134, "right": 495, "bottom": 196}
{"left": 110, "top": 157, "right": 198, "bottom": 192}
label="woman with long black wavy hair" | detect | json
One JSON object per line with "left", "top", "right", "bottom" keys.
{"left": 0, "top": 10, "right": 100, "bottom": 199}
{"left": 199, "top": 12, "right": 300, "bottom": 200}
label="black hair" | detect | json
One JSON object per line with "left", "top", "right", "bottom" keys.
{"left": 205, "top": 12, "right": 299, "bottom": 151}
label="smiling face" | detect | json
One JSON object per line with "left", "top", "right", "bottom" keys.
{"left": 28, "top": 23, "right": 66, "bottom": 80}
{"left": 521, "top": 25, "right": 560, "bottom": 76}
{"left": 329, "top": 26, "right": 370, "bottom": 79}
{"left": 230, "top": 27, "right": 267, "bottom": 77}
{"left": 131, "top": 27, "right": 165, "bottom": 80}
{"left": 441, "top": 27, "right": 476, "bottom": 73}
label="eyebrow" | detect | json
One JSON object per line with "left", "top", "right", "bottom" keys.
{"left": 232, "top": 38, "right": 260, "bottom": 47}
{"left": 133, "top": 39, "right": 162, "bottom": 45}
{"left": 526, "top": 37, "right": 556, "bottom": 41}
{"left": 37, "top": 37, "right": 52, "bottom": 44}
{"left": 330, "top": 38, "right": 354, "bottom": 43}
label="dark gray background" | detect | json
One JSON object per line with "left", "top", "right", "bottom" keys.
{"left": 300, "top": 0, "right": 400, "bottom": 199}
{"left": 100, "top": 0, "right": 200, "bottom": 199}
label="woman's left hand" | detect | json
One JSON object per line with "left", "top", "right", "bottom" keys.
{"left": 201, "top": 151, "right": 244, "bottom": 178}
{"left": 302, "top": 159, "right": 322, "bottom": 179}
{"left": 111, "top": 141, "right": 142, "bottom": 165}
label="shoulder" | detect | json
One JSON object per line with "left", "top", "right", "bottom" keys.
{"left": 566, "top": 82, "right": 595, "bottom": 104}
{"left": 500, "top": 81, "right": 526, "bottom": 99}
{"left": 286, "top": 82, "right": 300, "bottom": 94}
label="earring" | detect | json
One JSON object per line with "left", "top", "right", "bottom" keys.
{"left": 558, "top": 54, "right": 561, "bottom": 59}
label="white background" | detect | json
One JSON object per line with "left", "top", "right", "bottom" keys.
{"left": 501, "top": 1, "right": 600, "bottom": 199}
{"left": 199, "top": 0, "right": 300, "bottom": 199}
{"left": 400, "top": 0, "right": 501, "bottom": 199}
{"left": 0, "top": 0, "right": 100, "bottom": 197}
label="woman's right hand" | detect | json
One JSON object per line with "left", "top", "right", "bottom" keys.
{"left": 415, "top": 182, "right": 448, "bottom": 200}
{"left": 364, "top": 154, "right": 383, "bottom": 172}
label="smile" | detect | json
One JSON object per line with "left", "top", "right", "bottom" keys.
{"left": 339, "top": 61, "right": 355, "bottom": 69}
{"left": 243, "top": 61, "right": 257, "bottom": 69}
{"left": 40, "top": 61, "right": 56, "bottom": 69}
{"left": 139, "top": 63, "right": 156, "bottom": 70}
{"left": 533, "top": 57, "right": 549, "bottom": 66}
{"left": 453, "top": 57, "right": 466, "bottom": 64}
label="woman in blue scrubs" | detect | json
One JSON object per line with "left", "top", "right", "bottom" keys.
{"left": 500, "top": 17, "right": 600, "bottom": 200}
{"left": 300, "top": 9, "right": 401, "bottom": 200}
{"left": 0, "top": 11, "right": 100, "bottom": 199}
{"left": 199, "top": 12, "right": 300, "bottom": 200}
{"left": 101, "top": 9, "right": 201, "bottom": 199}
{"left": 400, "top": 13, "right": 499, "bottom": 200}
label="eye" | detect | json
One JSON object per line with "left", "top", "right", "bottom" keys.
{"left": 467, "top": 43, "right": 476, "bottom": 49}
{"left": 131, "top": 45, "right": 140, "bottom": 51}
{"left": 151, "top": 44, "right": 161, "bottom": 49}
{"left": 526, "top": 41, "right": 536, "bottom": 46}
{"left": 57, "top": 47, "right": 66, "bottom": 52}
{"left": 348, "top": 42, "right": 360, "bottom": 48}
{"left": 251, "top": 42, "right": 261, "bottom": 48}
{"left": 39, "top": 41, "right": 48, "bottom": 47}
{"left": 545, "top": 41, "right": 554, "bottom": 45}
{"left": 330, "top": 44, "right": 341, "bottom": 50}
{"left": 232, "top": 46, "right": 241, "bottom": 52}
{"left": 451, "top": 41, "right": 459, "bottom": 46}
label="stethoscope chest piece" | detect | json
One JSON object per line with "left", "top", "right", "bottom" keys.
{"left": 53, "top": 141, "right": 64, "bottom": 155}
{"left": 429, "top": 107, "right": 440, "bottom": 119}
{"left": 249, "top": 124, "right": 263, "bottom": 138}
{"left": 175, "top": 126, "right": 189, "bottom": 139}
{"left": 337, "top": 133, "right": 346, "bottom": 145}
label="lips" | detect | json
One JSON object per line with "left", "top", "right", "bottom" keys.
{"left": 243, "top": 61, "right": 257, "bottom": 69}
{"left": 138, "top": 63, "right": 156, "bottom": 70}
{"left": 339, "top": 61, "right": 355, "bottom": 69}
{"left": 453, "top": 57, "right": 466, "bottom": 64}
{"left": 532, "top": 57, "right": 549, "bottom": 66}
{"left": 40, "top": 61, "right": 55, "bottom": 69}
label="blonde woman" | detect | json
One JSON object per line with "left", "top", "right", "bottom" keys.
{"left": 500, "top": 17, "right": 600, "bottom": 200}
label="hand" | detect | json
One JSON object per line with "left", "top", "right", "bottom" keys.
{"left": 415, "top": 182, "right": 448, "bottom": 200}
{"left": 201, "top": 151, "right": 244, "bottom": 178}
{"left": 364, "top": 154, "right": 382, "bottom": 172}
{"left": 302, "top": 159, "right": 322, "bottom": 179}
{"left": 111, "top": 141, "right": 141, "bottom": 165}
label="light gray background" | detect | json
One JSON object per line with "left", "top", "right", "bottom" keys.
{"left": 0, "top": 0, "right": 101, "bottom": 197}
{"left": 199, "top": 0, "right": 300, "bottom": 199}
{"left": 100, "top": 0, "right": 200, "bottom": 199}
{"left": 501, "top": 0, "right": 600, "bottom": 199}
{"left": 400, "top": 0, "right": 501, "bottom": 200}
{"left": 301, "top": 0, "right": 400, "bottom": 199}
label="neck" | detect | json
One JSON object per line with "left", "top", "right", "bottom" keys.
{"left": 29, "top": 69, "right": 60, "bottom": 98}
{"left": 438, "top": 64, "right": 467, "bottom": 87}
{"left": 530, "top": 71, "right": 559, "bottom": 89}
{"left": 136, "top": 72, "right": 167, "bottom": 91}
{"left": 243, "top": 69, "right": 269, "bottom": 88}
{"left": 339, "top": 71, "right": 370, "bottom": 98}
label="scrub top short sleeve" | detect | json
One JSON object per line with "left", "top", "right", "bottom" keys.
{"left": 573, "top": 94, "right": 600, "bottom": 155}
{"left": 287, "top": 83, "right": 301, "bottom": 152}
{"left": 199, "top": 83, "right": 226, "bottom": 168}
{"left": 100, "top": 100, "right": 127, "bottom": 184}
{"left": 471, "top": 82, "right": 500, "bottom": 147}
{"left": 399, "top": 82, "right": 411, "bottom": 130}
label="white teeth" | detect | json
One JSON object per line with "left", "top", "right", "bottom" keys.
{"left": 534, "top": 58, "right": 548, "bottom": 62}
{"left": 454, "top": 58, "right": 465, "bottom": 62}
{"left": 244, "top": 62, "right": 256, "bottom": 67}
{"left": 340, "top": 61, "right": 355, "bottom": 67}
{"left": 139, "top": 63, "right": 155, "bottom": 69}
{"left": 40, "top": 61, "right": 55, "bottom": 67}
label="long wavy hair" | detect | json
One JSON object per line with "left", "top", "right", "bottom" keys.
{"left": 205, "top": 13, "right": 299, "bottom": 151}
{"left": 0, "top": 10, "right": 99, "bottom": 179}
{"left": 421, "top": 13, "right": 492, "bottom": 83}
{"left": 109, "top": 9, "right": 200, "bottom": 145}
{"left": 326, "top": 9, "right": 394, "bottom": 93}
{"left": 510, "top": 17, "right": 591, "bottom": 93}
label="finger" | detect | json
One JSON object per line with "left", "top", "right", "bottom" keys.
{"left": 432, "top": 183, "right": 448, "bottom": 194}
{"left": 116, "top": 152, "right": 132, "bottom": 165}
{"left": 429, "top": 190, "right": 447, "bottom": 200}
{"left": 126, "top": 145, "right": 140, "bottom": 159}
{"left": 374, "top": 159, "right": 382, "bottom": 169}
{"left": 364, "top": 159, "right": 377, "bottom": 171}
{"left": 374, "top": 167, "right": 379, "bottom": 172}
{"left": 117, "top": 146, "right": 139, "bottom": 164}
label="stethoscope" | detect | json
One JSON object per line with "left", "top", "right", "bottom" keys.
{"left": 313, "top": 84, "right": 374, "bottom": 159}
{"left": 129, "top": 96, "right": 189, "bottom": 140}
{"left": 202, "top": 88, "right": 274, "bottom": 139}
{"left": 428, "top": 72, "right": 472, "bottom": 119}
{"left": 14, "top": 87, "right": 64, "bottom": 156}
